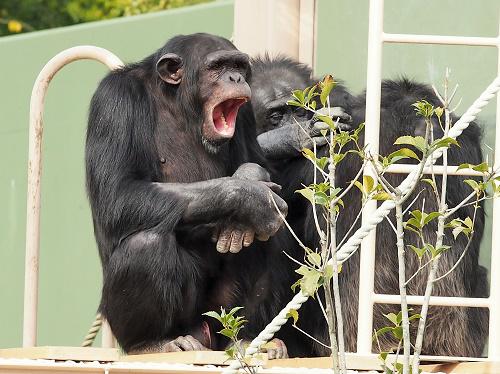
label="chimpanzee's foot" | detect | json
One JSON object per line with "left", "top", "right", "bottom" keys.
{"left": 163, "top": 335, "right": 210, "bottom": 352}
{"left": 263, "top": 338, "right": 288, "bottom": 359}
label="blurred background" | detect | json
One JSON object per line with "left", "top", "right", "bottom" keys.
{"left": 0, "top": 0, "right": 498, "bottom": 349}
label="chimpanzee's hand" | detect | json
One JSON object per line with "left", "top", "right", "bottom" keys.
{"left": 213, "top": 179, "right": 287, "bottom": 253}
{"left": 257, "top": 106, "right": 352, "bottom": 160}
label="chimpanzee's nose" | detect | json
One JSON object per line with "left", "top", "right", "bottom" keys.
{"left": 229, "top": 72, "right": 243, "bottom": 83}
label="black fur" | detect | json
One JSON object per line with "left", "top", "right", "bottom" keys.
{"left": 85, "top": 34, "right": 288, "bottom": 353}
{"left": 248, "top": 57, "right": 489, "bottom": 357}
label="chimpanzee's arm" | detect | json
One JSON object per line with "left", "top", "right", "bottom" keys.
{"left": 86, "top": 71, "right": 286, "bottom": 253}
{"left": 257, "top": 107, "right": 351, "bottom": 160}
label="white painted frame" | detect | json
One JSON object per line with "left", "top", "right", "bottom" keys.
{"left": 357, "top": 0, "right": 500, "bottom": 359}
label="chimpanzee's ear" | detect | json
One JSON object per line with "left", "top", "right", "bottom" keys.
{"left": 156, "top": 53, "right": 184, "bottom": 85}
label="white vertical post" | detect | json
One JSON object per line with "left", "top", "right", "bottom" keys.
{"left": 299, "top": 0, "right": 317, "bottom": 69}
{"left": 356, "top": 0, "right": 385, "bottom": 354}
{"left": 23, "top": 46, "right": 123, "bottom": 347}
{"left": 487, "top": 15, "right": 500, "bottom": 359}
{"left": 233, "top": 0, "right": 300, "bottom": 59}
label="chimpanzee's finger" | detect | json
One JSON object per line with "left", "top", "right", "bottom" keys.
{"left": 216, "top": 231, "right": 231, "bottom": 253}
{"left": 317, "top": 106, "right": 352, "bottom": 123}
{"left": 229, "top": 229, "right": 244, "bottom": 253}
{"left": 256, "top": 234, "right": 270, "bottom": 241}
{"left": 262, "top": 181, "right": 282, "bottom": 193}
{"left": 273, "top": 338, "right": 288, "bottom": 359}
{"left": 185, "top": 335, "right": 208, "bottom": 351}
{"left": 336, "top": 121, "right": 353, "bottom": 131}
{"left": 243, "top": 231, "right": 254, "bottom": 247}
{"left": 310, "top": 136, "right": 328, "bottom": 148}
{"left": 164, "top": 341, "right": 182, "bottom": 352}
{"left": 211, "top": 226, "right": 220, "bottom": 243}
{"left": 310, "top": 121, "right": 330, "bottom": 135}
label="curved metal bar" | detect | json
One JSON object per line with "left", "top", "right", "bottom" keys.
{"left": 23, "top": 46, "right": 123, "bottom": 348}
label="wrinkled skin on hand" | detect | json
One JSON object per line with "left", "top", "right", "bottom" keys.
{"left": 212, "top": 163, "right": 286, "bottom": 253}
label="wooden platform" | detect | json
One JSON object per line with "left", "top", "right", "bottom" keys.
{"left": 0, "top": 347, "right": 498, "bottom": 373}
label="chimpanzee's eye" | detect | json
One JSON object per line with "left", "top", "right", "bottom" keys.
{"left": 268, "top": 110, "right": 284, "bottom": 126}
{"left": 293, "top": 107, "right": 309, "bottom": 119}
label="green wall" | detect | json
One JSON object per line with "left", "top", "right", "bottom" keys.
{"left": 0, "top": 0, "right": 233, "bottom": 348}
{"left": 316, "top": 0, "right": 499, "bottom": 272}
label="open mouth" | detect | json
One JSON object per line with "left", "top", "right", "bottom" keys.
{"left": 212, "top": 97, "right": 248, "bottom": 137}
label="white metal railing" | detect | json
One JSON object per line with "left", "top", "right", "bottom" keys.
{"left": 23, "top": 46, "right": 123, "bottom": 348}
{"left": 357, "top": 0, "right": 500, "bottom": 359}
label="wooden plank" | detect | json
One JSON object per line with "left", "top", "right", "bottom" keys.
{"left": 421, "top": 361, "right": 500, "bottom": 373}
{"left": 0, "top": 347, "right": 119, "bottom": 362}
{"left": 122, "top": 350, "right": 265, "bottom": 366}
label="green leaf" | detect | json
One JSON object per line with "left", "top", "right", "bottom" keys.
{"left": 373, "top": 326, "right": 393, "bottom": 339}
{"left": 286, "top": 100, "right": 303, "bottom": 107}
{"left": 354, "top": 180, "right": 365, "bottom": 195}
{"left": 431, "top": 137, "right": 460, "bottom": 149}
{"left": 421, "top": 178, "right": 436, "bottom": 189}
{"left": 464, "top": 216, "right": 473, "bottom": 229}
{"left": 384, "top": 312, "right": 399, "bottom": 326}
{"left": 295, "top": 265, "right": 310, "bottom": 276}
{"left": 202, "top": 311, "right": 221, "bottom": 322}
{"left": 296, "top": 187, "right": 314, "bottom": 204}
{"left": 314, "top": 191, "right": 329, "bottom": 206}
{"left": 472, "top": 162, "right": 489, "bottom": 173}
{"left": 379, "top": 352, "right": 389, "bottom": 362}
{"left": 452, "top": 226, "right": 465, "bottom": 239}
{"left": 286, "top": 309, "right": 299, "bottom": 325}
{"left": 372, "top": 192, "right": 392, "bottom": 201}
{"left": 412, "top": 99, "right": 435, "bottom": 118}
{"left": 394, "top": 362, "right": 404, "bottom": 374}
{"left": 320, "top": 75, "right": 336, "bottom": 106}
{"left": 363, "top": 175, "right": 375, "bottom": 194}
{"left": 464, "top": 179, "right": 480, "bottom": 191}
{"left": 225, "top": 346, "right": 236, "bottom": 359}
{"left": 409, "top": 313, "right": 422, "bottom": 322}
{"left": 324, "top": 264, "right": 334, "bottom": 280}
{"left": 388, "top": 148, "right": 420, "bottom": 163}
{"left": 392, "top": 326, "right": 403, "bottom": 340}
{"left": 302, "top": 148, "right": 316, "bottom": 161}
{"left": 394, "top": 136, "right": 427, "bottom": 152}
{"left": 457, "top": 163, "right": 472, "bottom": 171}
{"left": 301, "top": 269, "right": 322, "bottom": 296}
{"left": 408, "top": 244, "right": 427, "bottom": 259}
{"left": 307, "top": 252, "right": 322, "bottom": 267}
{"left": 227, "top": 306, "right": 244, "bottom": 317}
{"left": 317, "top": 156, "right": 329, "bottom": 170}
{"left": 423, "top": 211, "right": 441, "bottom": 225}
{"left": 396, "top": 311, "right": 403, "bottom": 325}
{"left": 292, "top": 89, "right": 305, "bottom": 103}
{"left": 219, "top": 328, "right": 234, "bottom": 338}
{"left": 316, "top": 114, "right": 336, "bottom": 129}
{"left": 332, "top": 153, "right": 346, "bottom": 164}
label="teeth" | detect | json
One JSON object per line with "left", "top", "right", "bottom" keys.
{"left": 221, "top": 113, "right": 227, "bottom": 128}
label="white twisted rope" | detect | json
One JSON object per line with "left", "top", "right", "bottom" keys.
{"left": 223, "top": 76, "right": 500, "bottom": 373}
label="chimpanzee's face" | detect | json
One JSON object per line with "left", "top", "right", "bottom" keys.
{"left": 155, "top": 35, "right": 251, "bottom": 153}
{"left": 198, "top": 50, "right": 251, "bottom": 148}
{"left": 251, "top": 71, "right": 313, "bottom": 135}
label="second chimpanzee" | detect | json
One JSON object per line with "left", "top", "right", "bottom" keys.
{"left": 86, "top": 34, "right": 289, "bottom": 355}
{"left": 248, "top": 56, "right": 489, "bottom": 357}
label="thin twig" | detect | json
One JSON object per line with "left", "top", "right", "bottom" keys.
{"left": 292, "top": 324, "right": 330, "bottom": 349}
{"left": 270, "top": 195, "right": 309, "bottom": 252}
